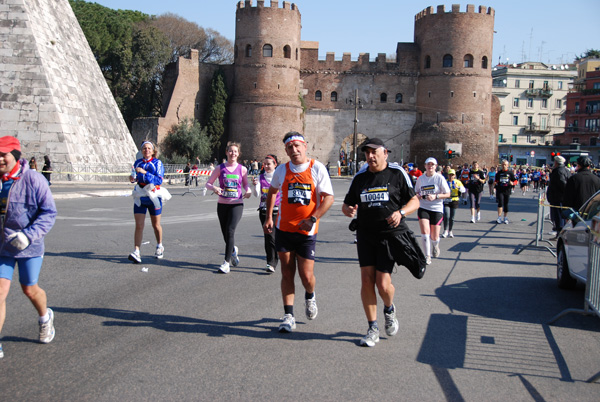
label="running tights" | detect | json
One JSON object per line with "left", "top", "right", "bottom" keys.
{"left": 217, "top": 203, "right": 244, "bottom": 263}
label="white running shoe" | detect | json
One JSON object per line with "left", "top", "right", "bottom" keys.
{"left": 425, "top": 256, "right": 432, "bottom": 265}
{"left": 128, "top": 250, "right": 141, "bottom": 264}
{"left": 448, "top": 231, "right": 454, "bottom": 238}
{"left": 305, "top": 296, "right": 318, "bottom": 320}
{"left": 441, "top": 231, "right": 448, "bottom": 238}
{"left": 231, "top": 246, "right": 239, "bottom": 267}
{"left": 432, "top": 244, "right": 440, "bottom": 258}
{"left": 496, "top": 217, "right": 503, "bottom": 224}
{"left": 218, "top": 261, "right": 230, "bottom": 274}
{"left": 279, "top": 314, "right": 296, "bottom": 333}
{"left": 266, "top": 264, "right": 275, "bottom": 273}
{"left": 360, "top": 327, "right": 380, "bottom": 347}
{"left": 477, "top": 212, "right": 481, "bottom": 221}
{"left": 0, "top": 343, "right": 3, "bottom": 359}
{"left": 384, "top": 305, "right": 399, "bottom": 336}
{"left": 504, "top": 217, "right": 509, "bottom": 224}
{"left": 155, "top": 245, "right": 164, "bottom": 259}
{"left": 470, "top": 217, "right": 475, "bottom": 223}
{"left": 39, "top": 308, "right": 55, "bottom": 344}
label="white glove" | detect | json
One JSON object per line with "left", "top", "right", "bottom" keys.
{"left": 7, "top": 232, "right": 30, "bottom": 251}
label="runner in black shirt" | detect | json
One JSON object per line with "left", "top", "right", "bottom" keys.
{"left": 494, "top": 159, "right": 516, "bottom": 224}
{"left": 342, "top": 138, "right": 423, "bottom": 347}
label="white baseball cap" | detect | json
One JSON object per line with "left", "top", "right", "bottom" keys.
{"left": 424, "top": 157, "right": 438, "bottom": 165}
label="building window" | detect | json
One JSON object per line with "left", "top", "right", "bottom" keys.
{"left": 425, "top": 55, "right": 431, "bottom": 69}
{"left": 512, "top": 134, "right": 518, "bottom": 143}
{"left": 558, "top": 81, "right": 563, "bottom": 90}
{"left": 513, "top": 98, "right": 519, "bottom": 107}
{"left": 296, "top": 48, "right": 298, "bottom": 60}
{"left": 541, "top": 116, "right": 547, "bottom": 130}
{"left": 498, "top": 134, "right": 504, "bottom": 142}
{"left": 594, "top": 83, "right": 600, "bottom": 90}
{"left": 592, "top": 137, "right": 598, "bottom": 146}
{"left": 450, "top": 91, "right": 454, "bottom": 98}
{"left": 263, "top": 44, "right": 273, "bottom": 57}
{"left": 527, "top": 116, "right": 533, "bottom": 127}
{"left": 573, "top": 137, "right": 580, "bottom": 144}
{"left": 575, "top": 102, "right": 580, "bottom": 113}
{"left": 380, "top": 93, "right": 387, "bottom": 103}
{"left": 529, "top": 80, "right": 534, "bottom": 89}
{"left": 515, "top": 79, "right": 520, "bottom": 88}
{"left": 543, "top": 81, "right": 549, "bottom": 90}
{"left": 315, "top": 90, "right": 322, "bottom": 101}
{"left": 283, "top": 45, "right": 291, "bottom": 59}
{"left": 245, "top": 45, "right": 252, "bottom": 57}
{"left": 395, "top": 93, "right": 403, "bottom": 103}
{"left": 513, "top": 116, "right": 519, "bottom": 125}
{"left": 541, "top": 99, "right": 548, "bottom": 109}
{"left": 556, "top": 99, "right": 562, "bottom": 109}
{"left": 330, "top": 91, "right": 337, "bottom": 102}
{"left": 443, "top": 54, "right": 453, "bottom": 67}
{"left": 527, "top": 98, "right": 533, "bottom": 108}
{"left": 428, "top": 91, "right": 431, "bottom": 98}
{"left": 586, "top": 119, "right": 599, "bottom": 132}
{"left": 481, "top": 56, "right": 488, "bottom": 69}
{"left": 555, "top": 117, "right": 562, "bottom": 126}
{"left": 463, "top": 54, "right": 474, "bottom": 68}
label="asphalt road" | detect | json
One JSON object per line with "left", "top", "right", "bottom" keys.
{"left": 0, "top": 180, "right": 599, "bottom": 401}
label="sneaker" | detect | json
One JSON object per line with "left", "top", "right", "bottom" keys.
{"left": 0, "top": 343, "right": 3, "bottom": 359}
{"left": 470, "top": 217, "right": 475, "bottom": 223}
{"left": 477, "top": 212, "right": 481, "bottom": 221}
{"left": 432, "top": 244, "right": 440, "bottom": 258}
{"left": 266, "top": 264, "right": 275, "bottom": 273}
{"left": 441, "top": 231, "right": 448, "bottom": 238}
{"left": 128, "top": 250, "right": 141, "bottom": 264}
{"left": 279, "top": 314, "right": 296, "bottom": 333}
{"left": 384, "top": 305, "right": 399, "bottom": 336}
{"left": 496, "top": 217, "right": 503, "bottom": 224}
{"left": 231, "top": 246, "right": 239, "bottom": 267}
{"left": 305, "top": 296, "right": 318, "bottom": 320}
{"left": 39, "top": 308, "right": 55, "bottom": 344}
{"left": 218, "top": 261, "right": 230, "bottom": 274}
{"left": 154, "top": 245, "right": 164, "bottom": 259}
{"left": 360, "top": 327, "right": 380, "bottom": 347}
{"left": 448, "top": 231, "right": 454, "bottom": 238}
{"left": 504, "top": 217, "right": 509, "bottom": 224}
{"left": 425, "top": 256, "right": 432, "bottom": 265}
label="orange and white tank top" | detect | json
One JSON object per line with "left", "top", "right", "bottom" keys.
{"left": 277, "top": 160, "right": 319, "bottom": 235}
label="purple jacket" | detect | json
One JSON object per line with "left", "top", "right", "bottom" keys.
{"left": 0, "top": 158, "right": 57, "bottom": 258}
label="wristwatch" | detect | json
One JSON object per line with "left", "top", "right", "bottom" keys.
{"left": 310, "top": 216, "right": 317, "bottom": 223}
{"left": 400, "top": 210, "right": 406, "bottom": 218}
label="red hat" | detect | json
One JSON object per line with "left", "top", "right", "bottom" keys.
{"left": 0, "top": 136, "right": 21, "bottom": 153}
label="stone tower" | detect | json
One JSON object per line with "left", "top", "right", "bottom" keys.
{"left": 228, "top": 0, "right": 303, "bottom": 160}
{"left": 410, "top": 4, "right": 497, "bottom": 167}
{"left": 0, "top": 0, "right": 137, "bottom": 168}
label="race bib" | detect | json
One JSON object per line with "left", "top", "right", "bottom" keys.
{"left": 420, "top": 184, "right": 436, "bottom": 195}
{"left": 360, "top": 188, "right": 390, "bottom": 203}
{"left": 288, "top": 183, "right": 311, "bottom": 205}
{"left": 223, "top": 174, "right": 240, "bottom": 198}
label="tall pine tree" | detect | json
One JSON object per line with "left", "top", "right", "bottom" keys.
{"left": 204, "top": 69, "right": 228, "bottom": 159}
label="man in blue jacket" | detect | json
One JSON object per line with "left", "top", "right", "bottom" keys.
{"left": 0, "top": 136, "right": 57, "bottom": 359}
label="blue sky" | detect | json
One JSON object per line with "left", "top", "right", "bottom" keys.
{"left": 92, "top": 0, "right": 599, "bottom": 65}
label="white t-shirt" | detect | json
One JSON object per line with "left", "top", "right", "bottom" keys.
{"left": 270, "top": 159, "right": 334, "bottom": 197}
{"left": 415, "top": 172, "right": 450, "bottom": 213}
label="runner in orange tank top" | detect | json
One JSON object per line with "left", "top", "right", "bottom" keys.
{"left": 263, "top": 132, "right": 334, "bottom": 333}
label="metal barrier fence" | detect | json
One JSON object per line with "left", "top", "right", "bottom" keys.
{"left": 46, "top": 163, "right": 210, "bottom": 183}
{"left": 548, "top": 215, "right": 600, "bottom": 383}
{"left": 516, "top": 192, "right": 556, "bottom": 257}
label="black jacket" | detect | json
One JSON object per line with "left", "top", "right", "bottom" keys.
{"left": 546, "top": 165, "right": 570, "bottom": 205}
{"left": 563, "top": 168, "right": 600, "bottom": 211}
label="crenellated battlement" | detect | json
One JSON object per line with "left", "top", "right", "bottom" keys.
{"left": 301, "top": 50, "right": 400, "bottom": 74}
{"left": 237, "top": 0, "right": 299, "bottom": 11}
{"left": 415, "top": 4, "right": 494, "bottom": 22}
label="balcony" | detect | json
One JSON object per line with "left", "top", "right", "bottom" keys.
{"left": 523, "top": 123, "right": 551, "bottom": 134}
{"left": 525, "top": 88, "right": 553, "bottom": 97}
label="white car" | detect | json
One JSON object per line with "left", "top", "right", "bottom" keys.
{"left": 556, "top": 190, "right": 600, "bottom": 288}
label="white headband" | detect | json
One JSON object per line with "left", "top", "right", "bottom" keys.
{"left": 284, "top": 135, "right": 305, "bottom": 145}
{"left": 141, "top": 141, "right": 154, "bottom": 149}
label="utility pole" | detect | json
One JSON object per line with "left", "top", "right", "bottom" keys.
{"left": 352, "top": 89, "right": 359, "bottom": 175}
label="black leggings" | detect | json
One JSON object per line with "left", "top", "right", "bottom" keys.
{"left": 496, "top": 192, "right": 511, "bottom": 213}
{"left": 217, "top": 203, "right": 244, "bottom": 263}
{"left": 259, "top": 210, "right": 279, "bottom": 267}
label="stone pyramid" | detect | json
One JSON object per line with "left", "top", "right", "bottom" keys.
{"left": 0, "top": 0, "right": 137, "bottom": 168}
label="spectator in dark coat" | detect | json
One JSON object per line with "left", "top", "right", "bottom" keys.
{"left": 563, "top": 156, "right": 600, "bottom": 212}
{"left": 546, "top": 156, "right": 570, "bottom": 234}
